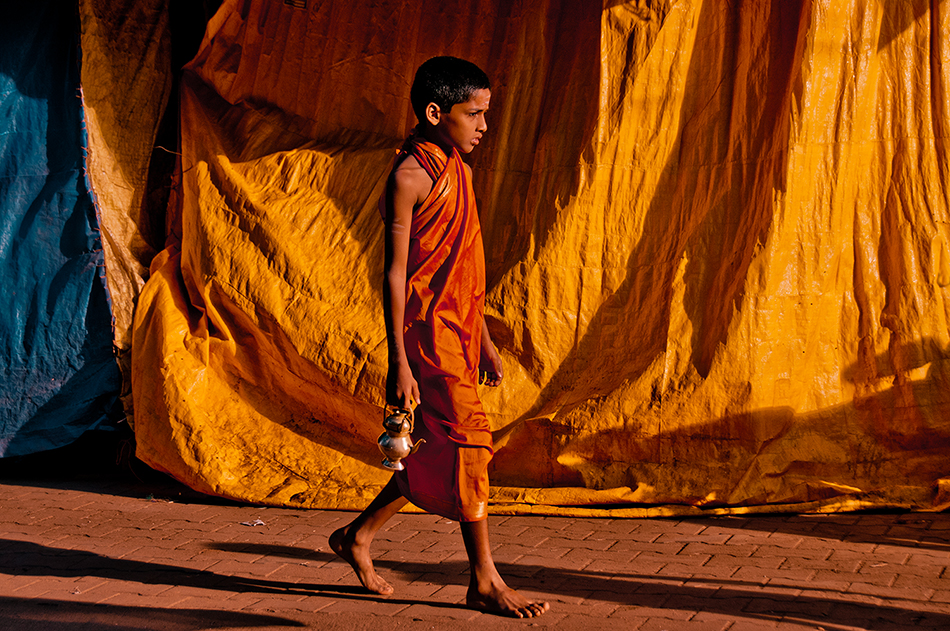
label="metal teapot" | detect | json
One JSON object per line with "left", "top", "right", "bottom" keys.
{"left": 378, "top": 406, "right": 425, "bottom": 471}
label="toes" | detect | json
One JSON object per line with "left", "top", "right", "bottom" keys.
{"left": 521, "top": 602, "right": 548, "bottom": 617}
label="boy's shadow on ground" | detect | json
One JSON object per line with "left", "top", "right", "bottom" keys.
{"left": 207, "top": 541, "right": 950, "bottom": 628}
{"left": 704, "top": 511, "right": 950, "bottom": 554}
{"left": 3, "top": 537, "right": 949, "bottom": 626}
{"left": 0, "top": 596, "right": 304, "bottom": 631}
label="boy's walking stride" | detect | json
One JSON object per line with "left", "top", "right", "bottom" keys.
{"left": 330, "top": 56, "right": 549, "bottom": 618}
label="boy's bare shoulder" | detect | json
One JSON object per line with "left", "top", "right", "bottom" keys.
{"left": 390, "top": 154, "right": 432, "bottom": 206}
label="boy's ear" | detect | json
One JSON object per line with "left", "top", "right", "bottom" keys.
{"left": 425, "top": 102, "right": 441, "bottom": 127}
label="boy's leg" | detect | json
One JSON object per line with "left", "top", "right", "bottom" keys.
{"left": 460, "top": 518, "right": 550, "bottom": 618}
{"left": 330, "top": 475, "right": 408, "bottom": 595}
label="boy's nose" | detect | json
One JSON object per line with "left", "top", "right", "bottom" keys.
{"left": 477, "top": 115, "right": 487, "bottom": 133}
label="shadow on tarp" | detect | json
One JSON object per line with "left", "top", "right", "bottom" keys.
{"left": 876, "top": 0, "right": 936, "bottom": 51}
{"left": 0, "top": 428, "right": 241, "bottom": 506}
{"left": 0, "top": 431, "right": 256, "bottom": 512}
{"left": 3, "top": 538, "right": 947, "bottom": 628}
{"left": 537, "top": 336, "right": 950, "bottom": 512}
{"left": 0, "top": 596, "right": 303, "bottom": 631}
{"left": 490, "top": 0, "right": 812, "bottom": 488}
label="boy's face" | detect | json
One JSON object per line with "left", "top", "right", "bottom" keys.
{"left": 427, "top": 88, "right": 491, "bottom": 154}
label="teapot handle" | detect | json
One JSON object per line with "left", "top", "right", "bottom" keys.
{"left": 384, "top": 404, "right": 415, "bottom": 433}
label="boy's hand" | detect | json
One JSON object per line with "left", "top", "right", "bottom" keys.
{"left": 479, "top": 344, "right": 504, "bottom": 387}
{"left": 387, "top": 361, "right": 421, "bottom": 409}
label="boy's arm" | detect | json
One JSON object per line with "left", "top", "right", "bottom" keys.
{"left": 479, "top": 320, "right": 503, "bottom": 387}
{"left": 382, "top": 162, "right": 428, "bottom": 408}
{"left": 466, "top": 163, "right": 503, "bottom": 387}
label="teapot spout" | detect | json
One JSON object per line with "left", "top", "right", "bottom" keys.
{"left": 409, "top": 439, "right": 426, "bottom": 455}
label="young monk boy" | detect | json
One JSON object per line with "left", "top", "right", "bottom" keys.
{"left": 330, "top": 56, "right": 549, "bottom": 618}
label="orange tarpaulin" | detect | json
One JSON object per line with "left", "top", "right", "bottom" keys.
{"left": 129, "top": 0, "right": 950, "bottom": 516}
{"left": 80, "top": 0, "right": 171, "bottom": 403}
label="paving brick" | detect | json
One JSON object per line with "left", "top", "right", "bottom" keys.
{"left": 542, "top": 597, "right": 625, "bottom": 618}
{"left": 545, "top": 573, "right": 630, "bottom": 597}
{"left": 793, "top": 537, "right": 872, "bottom": 554}
{"left": 694, "top": 523, "right": 747, "bottom": 536}
{"left": 541, "top": 536, "right": 617, "bottom": 551}
{"left": 846, "top": 581, "right": 933, "bottom": 601}
{"left": 812, "top": 568, "right": 894, "bottom": 587}
{"left": 400, "top": 532, "right": 458, "bottom": 552}
{"left": 515, "top": 553, "right": 588, "bottom": 570}
{"left": 835, "top": 548, "right": 910, "bottom": 566}
{"left": 779, "top": 556, "right": 861, "bottom": 572}
{"left": 608, "top": 540, "right": 686, "bottom": 554}
{"left": 208, "top": 560, "right": 286, "bottom": 576}
{"left": 241, "top": 596, "right": 311, "bottom": 613}
{"left": 906, "top": 546, "right": 950, "bottom": 560}
{"left": 78, "top": 578, "right": 175, "bottom": 597}
{"left": 656, "top": 533, "right": 733, "bottom": 546}
{"left": 706, "top": 554, "right": 783, "bottom": 570}
{"left": 679, "top": 542, "right": 757, "bottom": 557}
{"left": 317, "top": 595, "right": 412, "bottom": 616}
{"left": 826, "top": 600, "right": 947, "bottom": 628}
{"left": 94, "top": 590, "right": 192, "bottom": 608}
{"left": 377, "top": 549, "right": 456, "bottom": 567}
{"left": 398, "top": 602, "right": 484, "bottom": 620}
{"left": 722, "top": 618, "right": 781, "bottom": 630}
{"left": 637, "top": 551, "right": 710, "bottom": 566}
{"left": 890, "top": 573, "right": 950, "bottom": 591}
{"left": 284, "top": 562, "right": 358, "bottom": 585}
{"left": 752, "top": 545, "right": 811, "bottom": 560}
{"left": 552, "top": 613, "right": 636, "bottom": 629}
{"left": 663, "top": 592, "right": 727, "bottom": 612}
{"left": 269, "top": 560, "right": 335, "bottom": 579}
{"left": 542, "top": 554, "right": 610, "bottom": 576}
{"left": 609, "top": 604, "right": 694, "bottom": 621}
{"left": 895, "top": 560, "right": 948, "bottom": 581}
{"left": 730, "top": 566, "right": 813, "bottom": 584}
{"left": 692, "top": 610, "right": 744, "bottom": 628}
{"left": 7, "top": 582, "right": 61, "bottom": 600}
{"left": 638, "top": 616, "right": 732, "bottom": 630}
{"left": 723, "top": 533, "right": 786, "bottom": 547}
{"left": 764, "top": 532, "right": 807, "bottom": 547}
{"left": 741, "top": 595, "right": 834, "bottom": 618}
{"left": 586, "top": 557, "right": 663, "bottom": 575}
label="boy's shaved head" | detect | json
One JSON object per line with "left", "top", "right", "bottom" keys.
{"left": 410, "top": 56, "right": 491, "bottom": 123}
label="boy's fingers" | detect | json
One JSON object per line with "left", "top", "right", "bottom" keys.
{"left": 412, "top": 383, "right": 422, "bottom": 406}
{"left": 480, "top": 370, "right": 501, "bottom": 387}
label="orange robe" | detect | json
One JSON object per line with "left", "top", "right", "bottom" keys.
{"left": 391, "top": 135, "right": 493, "bottom": 522}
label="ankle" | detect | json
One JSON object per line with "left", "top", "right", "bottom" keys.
{"left": 346, "top": 524, "right": 375, "bottom": 548}
{"left": 470, "top": 569, "right": 505, "bottom": 594}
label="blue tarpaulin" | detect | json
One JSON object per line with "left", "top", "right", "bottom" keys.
{"left": 0, "top": 3, "right": 121, "bottom": 457}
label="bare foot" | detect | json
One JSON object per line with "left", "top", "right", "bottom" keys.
{"left": 467, "top": 582, "right": 550, "bottom": 618}
{"left": 329, "top": 526, "right": 394, "bottom": 595}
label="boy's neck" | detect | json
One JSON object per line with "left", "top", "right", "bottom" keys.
{"left": 416, "top": 124, "right": 453, "bottom": 157}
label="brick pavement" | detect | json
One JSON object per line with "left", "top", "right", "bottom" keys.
{"left": 2, "top": 436, "right": 950, "bottom": 630}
